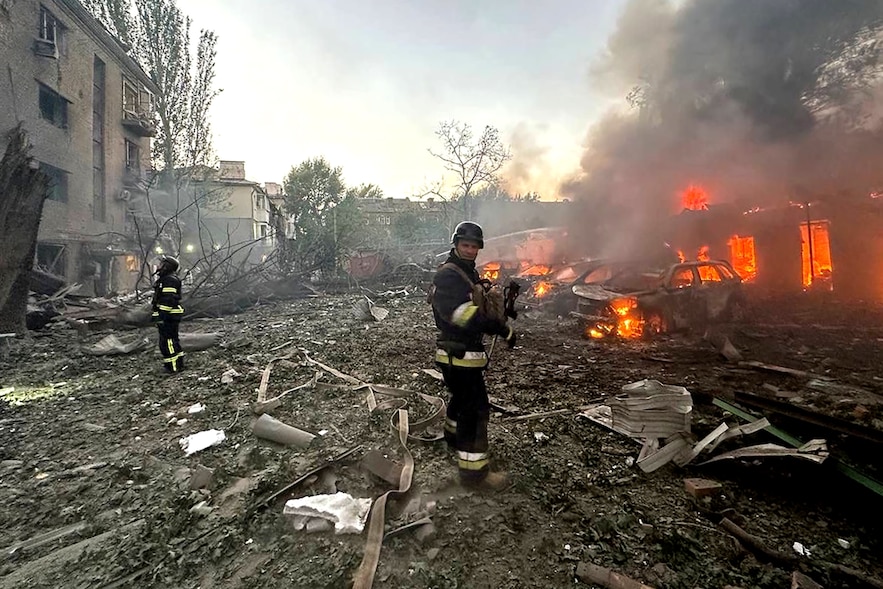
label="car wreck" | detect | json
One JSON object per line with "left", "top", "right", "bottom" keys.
{"left": 571, "top": 259, "right": 746, "bottom": 338}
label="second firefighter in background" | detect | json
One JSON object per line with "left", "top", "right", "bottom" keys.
{"left": 430, "top": 221, "right": 516, "bottom": 490}
{"left": 151, "top": 256, "right": 185, "bottom": 373}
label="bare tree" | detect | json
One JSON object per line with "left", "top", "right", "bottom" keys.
{"left": 428, "top": 121, "right": 512, "bottom": 220}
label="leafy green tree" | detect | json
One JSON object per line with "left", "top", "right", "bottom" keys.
{"left": 346, "top": 183, "right": 384, "bottom": 199}
{"left": 283, "top": 157, "right": 363, "bottom": 272}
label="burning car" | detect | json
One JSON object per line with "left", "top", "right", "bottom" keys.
{"left": 572, "top": 259, "right": 745, "bottom": 338}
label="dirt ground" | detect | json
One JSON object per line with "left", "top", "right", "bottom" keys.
{"left": 1, "top": 287, "right": 882, "bottom": 589}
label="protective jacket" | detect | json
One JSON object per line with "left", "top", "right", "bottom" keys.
{"left": 431, "top": 250, "right": 510, "bottom": 367}
{"left": 151, "top": 273, "right": 184, "bottom": 321}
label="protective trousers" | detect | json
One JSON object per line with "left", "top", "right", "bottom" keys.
{"left": 437, "top": 363, "right": 490, "bottom": 481}
{"left": 156, "top": 318, "right": 184, "bottom": 373}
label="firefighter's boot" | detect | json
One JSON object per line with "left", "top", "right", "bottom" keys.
{"left": 462, "top": 470, "right": 509, "bottom": 492}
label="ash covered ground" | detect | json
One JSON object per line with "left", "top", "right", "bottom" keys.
{"left": 1, "top": 290, "right": 882, "bottom": 589}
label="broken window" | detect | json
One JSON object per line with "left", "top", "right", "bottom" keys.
{"left": 39, "top": 6, "right": 58, "bottom": 43}
{"left": 36, "top": 243, "right": 66, "bottom": 274}
{"left": 40, "top": 163, "right": 69, "bottom": 202}
{"left": 670, "top": 267, "right": 694, "bottom": 289}
{"left": 123, "top": 78, "right": 139, "bottom": 114}
{"left": 125, "top": 139, "right": 140, "bottom": 173}
{"left": 800, "top": 220, "right": 833, "bottom": 288}
{"left": 39, "top": 84, "right": 68, "bottom": 128}
{"left": 728, "top": 235, "right": 757, "bottom": 281}
{"left": 125, "top": 255, "right": 139, "bottom": 272}
{"left": 697, "top": 264, "right": 723, "bottom": 283}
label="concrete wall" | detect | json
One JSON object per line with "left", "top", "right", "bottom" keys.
{"left": 0, "top": 0, "right": 153, "bottom": 294}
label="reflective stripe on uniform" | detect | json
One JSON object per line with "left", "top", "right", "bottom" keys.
{"left": 457, "top": 450, "right": 489, "bottom": 471}
{"left": 158, "top": 305, "right": 184, "bottom": 313}
{"left": 451, "top": 302, "right": 478, "bottom": 327}
{"left": 163, "top": 352, "right": 184, "bottom": 363}
{"left": 161, "top": 287, "right": 178, "bottom": 293}
{"left": 435, "top": 349, "right": 488, "bottom": 368}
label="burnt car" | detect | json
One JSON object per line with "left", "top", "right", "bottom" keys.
{"left": 571, "top": 259, "right": 745, "bottom": 337}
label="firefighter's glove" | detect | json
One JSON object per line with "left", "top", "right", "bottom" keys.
{"left": 504, "top": 326, "right": 517, "bottom": 349}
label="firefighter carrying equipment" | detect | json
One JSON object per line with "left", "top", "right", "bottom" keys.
{"left": 430, "top": 250, "right": 511, "bottom": 368}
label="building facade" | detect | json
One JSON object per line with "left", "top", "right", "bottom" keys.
{"left": 191, "top": 160, "right": 273, "bottom": 266}
{"left": 0, "top": 0, "right": 157, "bottom": 295}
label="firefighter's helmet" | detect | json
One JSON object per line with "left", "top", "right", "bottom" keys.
{"left": 451, "top": 221, "right": 484, "bottom": 248}
{"left": 157, "top": 255, "right": 179, "bottom": 275}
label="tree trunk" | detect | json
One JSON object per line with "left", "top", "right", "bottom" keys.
{"left": 0, "top": 126, "right": 49, "bottom": 334}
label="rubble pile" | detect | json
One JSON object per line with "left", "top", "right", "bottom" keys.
{"left": 0, "top": 289, "right": 881, "bottom": 588}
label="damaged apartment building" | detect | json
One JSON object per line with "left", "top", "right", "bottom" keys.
{"left": 0, "top": 0, "right": 157, "bottom": 295}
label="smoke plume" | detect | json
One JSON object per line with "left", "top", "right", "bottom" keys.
{"left": 564, "top": 0, "right": 883, "bottom": 259}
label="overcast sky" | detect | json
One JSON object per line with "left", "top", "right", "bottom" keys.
{"left": 178, "top": 0, "right": 627, "bottom": 198}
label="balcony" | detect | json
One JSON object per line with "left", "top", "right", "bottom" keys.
{"left": 122, "top": 110, "right": 156, "bottom": 137}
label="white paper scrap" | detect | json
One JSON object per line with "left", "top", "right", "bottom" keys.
{"left": 179, "top": 429, "right": 226, "bottom": 456}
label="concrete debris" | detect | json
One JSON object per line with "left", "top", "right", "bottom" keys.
{"left": 697, "top": 440, "right": 829, "bottom": 466}
{"left": 684, "top": 478, "right": 723, "bottom": 499}
{"left": 361, "top": 450, "right": 404, "bottom": 487}
{"left": 179, "top": 429, "right": 226, "bottom": 456}
{"left": 252, "top": 414, "right": 315, "bottom": 448}
{"left": 83, "top": 334, "right": 149, "bottom": 356}
{"left": 220, "top": 368, "right": 240, "bottom": 384}
{"left": 179, "top": 332, "right": 222, "bottom": 352}
{"left": 187, "top": 403, "right": 206, "bottom": 414}
{"left": 791, "top": 571, "right": 823, "bottom": 589}
{"left": 283, "top": 492, "right": 372, "bottom": 534}
{"left": 352, "top": 297, "right": 389, "bottom": 322}
{"left": 792, "top": 541, "right": 811, "bottom": 557}
{"left": 575, "top": 562, "right": 656, "bottom": 589}
{"left": 190, "top": 464, "right": 215, "bottom": 490}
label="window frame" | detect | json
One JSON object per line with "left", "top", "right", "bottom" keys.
{"left": 38, "top": 83, "right": 69, "bottom": 129}
{"left": 40, "top": 162, "right": 70, "bottom": 203}
{"left": 124, "top": 139, "right": 140, "bottom": 173}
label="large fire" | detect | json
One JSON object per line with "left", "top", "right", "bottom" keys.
{"left": 681, "top": 185, "right": 709, "bottom": 211}
{"left": 481, "top": 262, "right": 501, "bottom": 281}
{"left": 801, "top": 221, "right": 833, "bottom": 288}
{"left": 728, "top": 234, "right": 757, "bottom": 281}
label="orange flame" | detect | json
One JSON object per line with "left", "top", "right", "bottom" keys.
{"left": 481, "top": 262, "right": 501, "bottom": 281}
{"left": 681, "top": 185, "right": 709, "bottom": 211}
{"left": 584, "top": 298, "right": 644, "bottom": 339}
{"left": 728, "top": 235, "right": 757, "bottom": 281}
{"left": 534, "top": 281, "right": 552, "bottom": 297}
{"left": 800, "top": 221, "right": 833, "bottom": 288}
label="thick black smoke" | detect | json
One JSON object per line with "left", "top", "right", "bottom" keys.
{"left": 564, "top": 0, "right": 883, "bottom": 259}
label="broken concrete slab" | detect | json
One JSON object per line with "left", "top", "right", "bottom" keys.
{"left": 190, "top": 464, "right": 215, "bottom": 490}
{"left": 361, "top": 450, "right": 404, "bottom": 487}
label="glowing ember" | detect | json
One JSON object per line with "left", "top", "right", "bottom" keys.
{"left": 681, "top": 185, "right": 709, "bottom": 211}
{"left": 677, "top": 250, "right": 686, "bottom": 263}
{"left": 800, "top": 221, "right": 833, "bottom": 289}
{"left": 481, "top": 262, "right": 501, "bottom": 281}
{"left": 728, "top": 235, "right": 757, "bottom": 281}
{"left": 585, "top": 298, "right": 644, "bottom": 339}
{"left": 534, "top": 281, "right": 552, "bottom": 297}
{"left": 697, "top": 245, "right": 710, "bottom": 261}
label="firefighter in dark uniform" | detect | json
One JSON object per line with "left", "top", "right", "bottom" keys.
{"left": 431, "top": 221, "right": 516, "bottom": 490}
{"left": 151, "top": 256, "right": 185, "bottom": 373}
